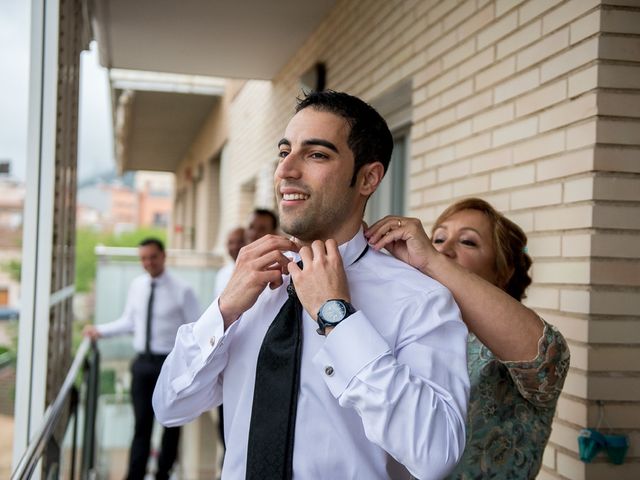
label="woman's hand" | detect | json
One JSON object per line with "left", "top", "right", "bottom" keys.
{"left": 364, "top": 216, "right": 435, "bottom": 274}
{"left": 366, "top": 215, "right": 544, "bottom": 362}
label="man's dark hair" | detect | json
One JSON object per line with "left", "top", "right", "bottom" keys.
{"left": 295, "top": 90, "right": 393, "bottom": 186}
{"left": 138, "top": 237, "right": 165, "bottom": 253}
{"left": 253, "top": 208, "right": 279, "bottom": 230}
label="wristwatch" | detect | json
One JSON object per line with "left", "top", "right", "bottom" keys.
{"left": 316, "top": 299, "right": 356, "bottom": 336}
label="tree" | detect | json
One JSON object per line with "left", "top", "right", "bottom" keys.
{"left": 75, "top": 227, "right": 167, "bottom": 293}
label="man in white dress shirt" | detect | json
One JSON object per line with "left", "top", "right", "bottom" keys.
{"left": 153, "top": 91, "right": 469, "bottom": 479}
{"left": 84, "top": 238, "right": 201, "bottom": 480}
{"left": 213, "top": 227, "right": 246, "bottom": 299}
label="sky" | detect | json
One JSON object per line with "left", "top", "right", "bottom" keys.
{"left": 0, "top": 0, "right": 115, "bottom": 182}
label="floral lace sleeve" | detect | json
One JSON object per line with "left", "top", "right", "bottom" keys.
{"left": 502, "top": 319, "right": 570, "bottom": 407}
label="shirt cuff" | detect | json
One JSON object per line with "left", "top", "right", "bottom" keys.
{"left": 192, "top": 298, "right": 238, "bottom": 358}
{"left": 312, "top": 311, "right": 390, "bottom": 398}
{"left": 170, "top": 299, "right": 240, "bottom": 395}
{"left": 96, "top": 322, "right": 127, "bottom": 338}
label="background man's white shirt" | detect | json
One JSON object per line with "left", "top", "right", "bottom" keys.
{"left": 98, "top": 271, "right": 201, "bottom": 354}
{"left": 213, "top": 262, "right": 235, "bottom": 299}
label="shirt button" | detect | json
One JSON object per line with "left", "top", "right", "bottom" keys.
{"left": 324, "top": 366, "right": 334, "bottom": 376}
{"left": 209, "top": 336, "right": 216, "bottom": 347}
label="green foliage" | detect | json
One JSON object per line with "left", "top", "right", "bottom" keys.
{"left": 0, "top": 345, "right": 10, "bottom": 368}
{"left": 75, "top": 227, "right": 167, "bottom": 293}
{"left": 100, "top": 369, "right": 117, "bottom": 395}
{"left": 0, "top": 321, "right": 18, "bottom": 367}
{"left": 72, "top": 319, "right": 87, "bottom": 353}
{"left": 0, "top": 350, "right": 12, "bottom": 369}
{"left": 0, "top": 258, "right": 21, "bottom": 282}
{"left": 75, "top": 229, "right": 101, "bottom": 293}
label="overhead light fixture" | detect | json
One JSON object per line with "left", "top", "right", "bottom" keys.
{"left": 300, "top": 62, "right": 326, "bottom": 93}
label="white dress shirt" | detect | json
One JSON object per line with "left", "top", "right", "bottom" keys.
{"left": 98, "top": 271, "right": 202, "bottom": 355}
{"left": 213, "top": 262, "right": 235, "bottom": 298}
{"left": 153, "top": 229, "right": 469, "bottom": 479}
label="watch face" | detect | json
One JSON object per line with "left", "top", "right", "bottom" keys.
{"left": 321, "top": 301, "right": 347, "bottom": 324}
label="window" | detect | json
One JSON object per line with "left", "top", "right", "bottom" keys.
{"left": 152, "top": 212, "right": 168, "bottom": 227}
{"left": 366, "top": 81, "right": 412, "bottom": 225}
{"left": 0, "top": 288, "right": 8, "bottom": 306}
{"left": 365, "top": 131, "right": 408, "bottom": 223}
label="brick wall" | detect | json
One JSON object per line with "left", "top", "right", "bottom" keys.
{"left": 183, "top": 1, "right": 640, "bottom": 477}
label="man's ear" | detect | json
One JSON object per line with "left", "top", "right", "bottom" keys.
{"left": 358, "top": 162, "right": 385, "bottom": 196}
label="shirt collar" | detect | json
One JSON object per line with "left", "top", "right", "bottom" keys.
{"left": 289, "top": 226, "right": 368, "bottom": 268}
{"left": 338, "top": 226, "right": 368, "bottom": 268}
{"left": 149, "top": 271, "right": 167, "bottom": 285}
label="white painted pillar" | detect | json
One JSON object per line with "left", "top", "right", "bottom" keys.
{"left": 12, "top": 0, "right": 60, "bottom": 473}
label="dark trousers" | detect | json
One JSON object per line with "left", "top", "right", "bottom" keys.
{"left": 127, "top": 354, "right": 180, "bottom": 480}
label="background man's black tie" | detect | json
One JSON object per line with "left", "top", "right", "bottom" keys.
{"left": 145, "top": 281, "right": 156, "bottom": 354}
{"left": 245, "top": 274, "right": 303, "bottom": 480}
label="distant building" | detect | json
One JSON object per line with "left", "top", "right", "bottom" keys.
{"left": 138, "top": 187, "right": 171, "bottom": 228}
{"left": 0, "top": 172, "right": 24, "bottom": 309}
{"left": 76, "top": 171, "right": 173, "bottom": 232}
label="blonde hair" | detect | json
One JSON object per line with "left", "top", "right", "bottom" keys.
{"left": 433, "top": 198, "right": 532, "bottom": 301}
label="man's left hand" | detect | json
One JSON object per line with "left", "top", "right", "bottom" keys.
{"left": 289, "top": 239, "right": 350, "bottom": 322}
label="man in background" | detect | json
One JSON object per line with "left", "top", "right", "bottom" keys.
{"left": 245, "top": 208, "right": 278, "bottom": 243}
{"left": 214, "top": 208, "right": 278, "bottom": 298}
{"left": 213, "top": 227, "right": 246, "bottom": 298}
{"left": 212, "top": 210, "right": 277, "bottom": 456}
{"left": 84, "top": 238, "right": 201, "bottom": 480}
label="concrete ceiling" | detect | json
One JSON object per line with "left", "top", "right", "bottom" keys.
{"left": 90, "top": 0, "right": 337, "bottom": 173}
{"left": 115, "top": 89, "right": 220, "bottom": 173}
{"left": 90, "top": 0, "right": 337, "bottom": 79}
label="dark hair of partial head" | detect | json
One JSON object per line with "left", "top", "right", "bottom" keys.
{"left": 295, "top": 90, "right": 393, "bottom": 186}
{"left": 433, "top": 198, "right": 532, "bottom": 301}
{"left": 138, "top": 237, "right": 165, "bottom": 253}
{"left": 253, "top": 208, "right": 278, "bottom": 230}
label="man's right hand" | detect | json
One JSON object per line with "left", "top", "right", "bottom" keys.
{"left": 82, "top": 324, "right": 101, "bottom": 341}
{"left": 219, "top": 234, "right": 299, "bottom": 329}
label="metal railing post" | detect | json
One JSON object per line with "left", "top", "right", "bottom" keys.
{"left": 69, "top": 387, "right": 79, "bottom": 480}
{"left": 81, "top": 341, "right": 100, "bottom": 479}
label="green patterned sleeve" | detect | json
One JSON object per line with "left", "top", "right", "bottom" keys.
{"left": 501, "top": 320, "right": 571, "bottom": 407}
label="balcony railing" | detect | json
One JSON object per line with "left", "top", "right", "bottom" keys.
{"left": 11, "top": 337, "right": 100, "bottom": 480}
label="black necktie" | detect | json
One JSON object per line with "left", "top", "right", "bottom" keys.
{"left": 245, "top": 268, "right": 303, "bottom": 480}
{"left": 145, "top": 281, "right": 156, "bottom": 354}
{"left": 245, "top": 246, "right": 368, "bottom": 479}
